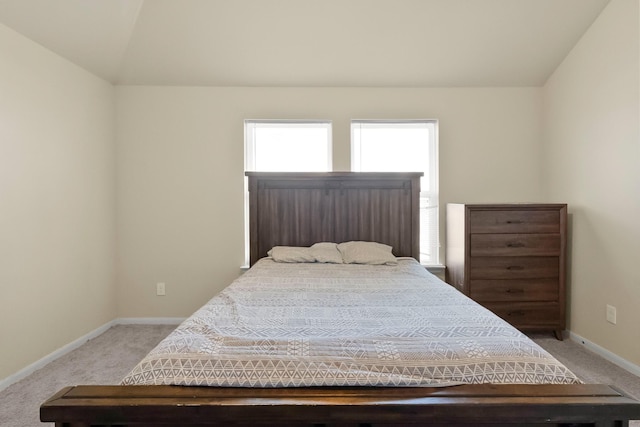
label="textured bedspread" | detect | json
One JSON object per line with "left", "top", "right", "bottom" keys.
{"left": 122, "top": 258, "right": 580, "bottom": 387}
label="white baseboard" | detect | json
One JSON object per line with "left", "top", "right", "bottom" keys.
{"left": 0, "top": 317, "right": 185, "bottom": 392}
{"left": 0, "top": 319, "right": 116, "bottom": 392}
{"left": 568, "top": 330, "right": 640, "bottom": 377}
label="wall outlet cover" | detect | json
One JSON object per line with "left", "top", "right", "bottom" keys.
{"left": 606, "top": 304, "right": 616, "bottom": 324}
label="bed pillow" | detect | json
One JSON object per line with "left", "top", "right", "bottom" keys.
{"left": 337, "top": 241, "right": 398, "bottom": 265}
{"left": 267, "top": 246, "right": 316, "bottom": 263}
{"left": 310, "top": 242, "right": 343, "bottom": 264}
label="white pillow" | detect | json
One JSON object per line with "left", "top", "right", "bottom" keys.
{"left": 337, "top": 241, "right": 398, "bottom": 265}
{"left": 310, "top": 242, "right": 343, "bottom": 264}
{"left": 267, "top": 246, "right": 316, "bottom": 263}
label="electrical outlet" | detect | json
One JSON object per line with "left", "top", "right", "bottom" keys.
{"left": 156, "top": 282, "right": 166, "bottom": 296}
{"left": 606, "top": 304, "right": 616, "bottom": 324}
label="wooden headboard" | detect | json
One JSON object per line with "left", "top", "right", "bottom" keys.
{"left": 246, "top": 172, "right": 422, "bottom": 265}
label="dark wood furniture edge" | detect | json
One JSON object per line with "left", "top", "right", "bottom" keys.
{"left": 41, "top": 384, "right": 640, "bottom": 426}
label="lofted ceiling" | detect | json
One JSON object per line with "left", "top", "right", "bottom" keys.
{"left": 0, "top": 0, "right": 611, "bottom": 87}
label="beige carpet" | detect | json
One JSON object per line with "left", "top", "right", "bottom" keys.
{"left": 1, "top": 325, "right": 638, "bottom": 427}
{"left": 0, "top": 324, "right": 176, "bottom": 427}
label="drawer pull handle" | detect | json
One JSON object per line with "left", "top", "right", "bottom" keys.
{"left": 507, "top": 242, "right": 525, "bottom": 248}
{"left": 506, "top": 220, "right": 523, "bottom": 224}
{"left": 507, "top": 310, "right": 525, "bottom": 317}
{"left": 506, "top": 288, "right": 524, "bottom": 293}
{"left": 506, "top": 265, "right": 524, "bottom": 271}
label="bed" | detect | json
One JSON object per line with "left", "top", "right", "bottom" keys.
{"left": 41, "top": 172, "right": 640, "bottom": 426}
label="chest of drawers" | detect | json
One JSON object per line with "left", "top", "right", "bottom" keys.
{"left": 445, "top": 204, "right": 567, "bottom": 339}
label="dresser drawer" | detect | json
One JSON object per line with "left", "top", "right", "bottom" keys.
{"left": 483, "top": 302, "right": 560, "bottom": 327}
{"left": 469, "top": 209, "right": 560, "bottom": 234}
{"left": 470, "top": 256, "right": 559, "bottom": 279}
{"left": 469, "top": 279, "right": 558, "bottom": 302}
{"left": 446, "top": 203, "right": 567, "bottom": 337}
{"left": 470, "top": 233, "right": 561, "bottom": 257}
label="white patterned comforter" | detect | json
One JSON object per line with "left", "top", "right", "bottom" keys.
{"left": 122, "top": 258, "right": 580, "bottom": 387}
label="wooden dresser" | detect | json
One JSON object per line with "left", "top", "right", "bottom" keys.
{"left": 445, "top": 204, "right": 567, "bottom": 339}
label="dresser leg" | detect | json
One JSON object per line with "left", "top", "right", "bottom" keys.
{"left": 554, "top": 329, "right": 564, "bottom": 341}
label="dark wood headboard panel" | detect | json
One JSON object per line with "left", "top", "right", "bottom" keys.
{"left": 246, "top": 172, "right": 422, "bottom": 265}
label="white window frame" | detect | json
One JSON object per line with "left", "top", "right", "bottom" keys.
{"left": 350, "top": 119, "right": 439, "bottom": 265}
{"left": 244, "top": 120, "right": 332, "bottom": 265}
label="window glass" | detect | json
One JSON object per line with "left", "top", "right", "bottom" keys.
{"left": 245, "top": 120, "right": 332, "bottom": 171}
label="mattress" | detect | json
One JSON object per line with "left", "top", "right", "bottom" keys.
{"left": 122, "top": 258, "right": 580, "bottom": 387}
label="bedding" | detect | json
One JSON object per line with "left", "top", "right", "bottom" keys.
{"left": 337, "top": 241, "right": 398, "bottom": 265}
{"left": 122, "top": 258, "right": 580, "bottom": 387}
{"left": 268, "top": 242, "right": 343, "bottom": 264}
{"left": 267, "top": 246, "right": 316, "bottom": 263}
{"left": 309, "top": 242, "right": 343, "bottom": 263}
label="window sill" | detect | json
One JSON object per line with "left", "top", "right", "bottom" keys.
{"left": 423, "top": 264, "right": 445, "bottom": 280}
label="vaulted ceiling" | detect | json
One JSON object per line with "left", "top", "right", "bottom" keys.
{"left": 0, "top": 0, "right": 611, "bottom": 86}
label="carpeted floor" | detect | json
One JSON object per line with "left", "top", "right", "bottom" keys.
{"left": 1, "top": 325, "right": 638, "bottom": 427}
{"left": 0, "top": 324, "right": 176, "bottom": 427}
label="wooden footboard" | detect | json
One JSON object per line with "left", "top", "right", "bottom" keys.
{"left": 41, "top": 383, "right": 640, "bottom": 427}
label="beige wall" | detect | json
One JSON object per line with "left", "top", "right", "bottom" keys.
{"left": 542, "top": 0, "right": 640, "bottom": 365}
{"left": 116, "top": 86, "right": 544, "bottom": 317}
{"left": 0, "top": 24, "right": 116, "bottom": 380}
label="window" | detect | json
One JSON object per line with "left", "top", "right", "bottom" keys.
{"left": 244, "top": 120, "right": 332, "bottom": 264}
{"left": 245, "top": 120, "right": 332, "bottom": 171}
{"left": 351, "top": 120, "right": 439, "bottom": 265}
